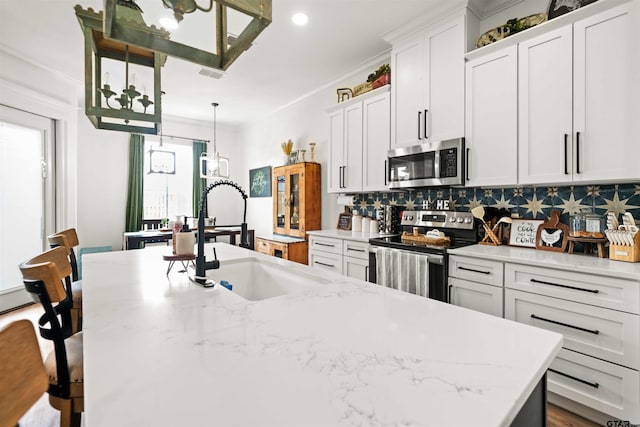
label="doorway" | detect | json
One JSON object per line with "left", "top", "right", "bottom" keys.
{"left": 0, "top": 105, "right": 55, "bottom": 312}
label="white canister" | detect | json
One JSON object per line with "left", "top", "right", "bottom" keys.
{"left": 352, "top": 214, "right": 362, "bottom": 232}
{"left": 370, "top": 219, "right": 379, "bottom": 234}
{"left": 362, "top": 217, "right": 371, "bottom": 233}
{"left": 175, "top": 231, "right": 195, "bottom": 255}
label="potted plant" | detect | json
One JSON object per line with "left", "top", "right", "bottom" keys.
{"left": 368, "top": 64, "right": 391, "bottom": 89}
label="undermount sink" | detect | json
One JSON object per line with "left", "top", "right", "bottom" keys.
{"left": 205, "top": 257, "right": 329, "bottom": 301}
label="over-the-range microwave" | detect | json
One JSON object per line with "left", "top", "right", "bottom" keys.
{"left": 387, "top": 138, "right": 464, "bottom": 189}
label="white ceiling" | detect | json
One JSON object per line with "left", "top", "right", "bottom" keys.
{"left": 0, "top": 0, "right": 511, "bottom": 127}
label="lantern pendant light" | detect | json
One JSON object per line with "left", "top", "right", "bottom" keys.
{"left": 200, "top": 102, "right": 230, "bottom": 179}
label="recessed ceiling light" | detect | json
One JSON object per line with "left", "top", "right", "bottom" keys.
{"left": 291, "top": 12, "right": 308, "bottom": 26}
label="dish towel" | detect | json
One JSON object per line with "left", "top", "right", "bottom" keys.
{"left": 375, "top": 247, "right": 429, "bottom": 297}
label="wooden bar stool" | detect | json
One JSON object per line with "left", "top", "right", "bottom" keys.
{"left": 0, "top": 319, "right": 49, "bottom": 427}
{"left": 20, "top": 247, "right": 84, "bottom": 427}
{"left": 48, "top": 228, "right": 82, "bottom": 333}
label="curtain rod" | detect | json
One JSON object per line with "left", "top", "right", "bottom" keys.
{"left": 139, "top": 133, "right": 210, "bottom": 143}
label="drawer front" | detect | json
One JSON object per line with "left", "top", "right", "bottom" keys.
{"left": 256, "top": 238, "right": 271, "bottom": 255}
{"left": 506, "top": 289, "right": 639, "bottom": 369}
{"left": 548, "top": 348, "right": 640, "bottom": 424}
{"left": 449, "top": 278, "right": 503, "bottom": 317}
{"left": 309, "top": 236, "right": 342, "bottom": 255}
{"left": 505, "top": 263, "right": 640, "bottom": 314}
{"left": 343, "top": 256, "right": 369, "bottom": 282}
{"left": 448, "top": 255, "right": 504, "bottom": 286}
{"left": 342, "top": 240, "right": 369, "bottom": 260}
{"left": 309, "top": 251, "right": 343, "bottom": 274}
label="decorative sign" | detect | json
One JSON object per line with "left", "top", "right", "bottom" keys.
{"left": 547, "top": 0, "right": 599, "bottom": 20}
{"left": 336, "top": 212, "right": 353, "bottom": 231}
{"left": 249, "top": 166, "right": 271, "bottom": 198}
{"left": 508, "top": 219, "right": 544, "bottom": 248}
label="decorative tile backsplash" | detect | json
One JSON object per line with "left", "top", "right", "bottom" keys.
{"left": 352, "top": 183, "right": 640, "bottom": 226}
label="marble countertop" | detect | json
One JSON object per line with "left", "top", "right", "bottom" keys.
{"left": 82, "top": 243, "right": 562, "bottom": 427}
{"left": 449, "top": 244, "right": 640, "bottom": 280}
{"left": 307, "top": 229, "right": 395, "bottom": 243}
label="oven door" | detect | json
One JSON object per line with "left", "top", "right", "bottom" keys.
{"left": 368, "top": 246, "right": 447, "bottom": 302}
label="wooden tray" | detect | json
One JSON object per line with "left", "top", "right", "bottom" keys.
{"left": 401, "top": 232, "right": 450, "bottom": 246}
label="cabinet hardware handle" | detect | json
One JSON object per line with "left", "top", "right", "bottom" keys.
{"left": 459, "top": 266, "right": 490, "bottom": 275}
{"left": 346, "top": 247, "right": 365, "bottom": 252}
{"left": 448, "top": 284, "right": 453, "bottom": 303}
{"left": 424, "top": 109, "right": 428, "bottom": 139}
{"left": 530, "top": 278, "right": 599, "bottom": 294}
{"left": 341, "top": 166, "right": 346, "bottom": 188}
{"left": 576, "top": 132, "right": 581, "bottom": 174}
{"left": 563, "top": 134, "right": 568, "bottom": 175}
{"left": 548, "top": 368, "right": 599, "bottom": 389}
{"left": 466, "top": 148, "right": 470, "bottom": 181}
{"left": 384, "top": 160, "right": 387, "bottom": 186}
{"left": 315, "top": 242, "right": 336, "bottom": 247}
{"left": 530, "top": 314, "right": 599, "bottom": 335}
{"left": 365, "top": 266, "right": 369, "bottom": 281}
{"left": 417, "top": 111, "right": 422, "bottom": 140}
{"left": 314, "top": 261, "right": 335, "bottom": 268}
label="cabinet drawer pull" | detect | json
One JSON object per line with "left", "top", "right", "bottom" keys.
{"left": 346, "top": 247, "right": 365, "bottom": 252}
{"left": 417, "top": 111, "right": 422, "bottom": 140}
{"left": 423, "top": 109, "right": 428, "bottom": 139}
{"left": 314, "top": 261, "right": 335, "bottom": 268}
{"left": 465, "top": 148, "right": 470, "bottom": 181}
{"left": 530, "top": 278, "right": 599, "bottom": 294}
{"left": 530, "top": 314, "right": 600, "bottom": 335}
{"left": 458, "top": 266, "right": 490, "bottom": 275}
{"left": 315, "top": 242, "right": 336, "bottom": 248}
{"left": 548, "top": 368, "right": 599, "bottom": 389}
{"left": 384, "top": 160, "right": 387, "bottom": 186}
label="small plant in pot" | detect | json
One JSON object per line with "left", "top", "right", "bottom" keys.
{"left": 368, "top": 64, "right": 391, "bottom": 89}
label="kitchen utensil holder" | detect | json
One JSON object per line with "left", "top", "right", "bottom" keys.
{"left": 479, "top": 223, "right": 502, "bottom": 246}
{"left": 607, "top": 230, "right": 640, "bottom": 262}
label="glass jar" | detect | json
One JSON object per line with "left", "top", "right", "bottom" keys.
{"left": 570, "top": 211, "right": 586, "bottom": 237}
{"left": 585, "top": 212, "right": 605, "bottom": 238}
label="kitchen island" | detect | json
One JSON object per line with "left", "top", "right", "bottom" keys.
{"left": 82, "top": 243, "right": 562, "bottom": 426}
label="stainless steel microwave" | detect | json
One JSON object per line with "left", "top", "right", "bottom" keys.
{"left": 387, "top": 138, "right": 464, "bottom": 188}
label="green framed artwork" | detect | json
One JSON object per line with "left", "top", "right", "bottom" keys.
{"left": 249, "top": 166, "right": 272, "bottom": 197}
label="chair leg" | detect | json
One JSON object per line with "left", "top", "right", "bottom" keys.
{"left": 50, "top": 396, "right": 82, "bottom": 427}
{"left": 71, "top": 306, "right": 82, "bottom": 333}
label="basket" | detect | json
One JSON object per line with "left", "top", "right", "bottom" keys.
{"left": 401, "top": 232, "right": 450, "bottom": 246}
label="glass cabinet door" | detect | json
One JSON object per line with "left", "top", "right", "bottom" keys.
{"left": 276, "top": 174, "right": 286, "bottom": 229}
{"left": 289, "top": 172, "right": 300, "bottom": 230}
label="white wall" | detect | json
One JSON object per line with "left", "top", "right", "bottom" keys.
{"left": 237, "top": 58, "right": 390, "bottom": 238}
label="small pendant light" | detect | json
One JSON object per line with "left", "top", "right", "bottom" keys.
{"left": 200, "top": 102, "right": 229, "bottom": 178}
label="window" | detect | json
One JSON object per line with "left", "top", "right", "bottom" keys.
{"left": 143, "top": 138, "right": 193, "bottom": 221}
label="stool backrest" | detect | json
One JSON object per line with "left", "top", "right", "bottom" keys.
{"left": 0, "top": 319, "right": 48, "bottom": 427}
{"left": 20, "top": 248, "right": 75, "bottom": 398}
{"left": 47, "top": 228, "right": 79, "bottom": 281}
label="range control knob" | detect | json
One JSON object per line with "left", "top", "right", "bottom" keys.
{"left": 449, "top": 217, "right": 456, "bottom": 222}
{"left": 457, "top": 217, "right": 464, "bottom": 223}
{"left": 408, "top": 216, "right": 414, "bottom": 221}
{"left": 464, "top": 217, "right": 473, "bottom": 224}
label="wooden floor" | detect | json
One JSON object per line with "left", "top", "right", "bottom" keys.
{"left": 1, "top": 304, "right": 601, "bottom": 427}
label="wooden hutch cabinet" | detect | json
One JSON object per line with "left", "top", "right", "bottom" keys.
{"left": 255, "top": 162, "right": 321, "bottom": 264}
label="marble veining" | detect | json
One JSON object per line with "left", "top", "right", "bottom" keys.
{"left": 82, "top": 243, "right": 562, "bottom": 427}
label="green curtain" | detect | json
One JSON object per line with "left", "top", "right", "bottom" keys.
{"left": 125, "top": 134, "right": 145, "bottom": 232}
{"left": 192, "top": 140, "right": 208, "bottom": 218}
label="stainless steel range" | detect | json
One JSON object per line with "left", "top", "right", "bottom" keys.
{"left": 368, "top": 210, "right": 478, "bottom": 302}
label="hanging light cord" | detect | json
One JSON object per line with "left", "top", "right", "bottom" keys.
{"left": 212, "top": 102, "right": 218, "bottom": 154}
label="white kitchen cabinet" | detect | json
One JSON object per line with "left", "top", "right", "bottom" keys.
{"left": 464, "top": 45, "right": 518, "bottom": 187}
{"left": 572, "top": 3, "right": 639, "bottom": 183}
{"left": 327, "top": 87, "right": 390, "bottom": 194}
{"left": 308, "top": 234, "right": 370, "bottom": 282}
{"left": 448, "top": 255, "right": 504, "bottom": 317}
{"left": 449, "top": 277, "right": 503, "bottom": 317}
{"left": 362, "top": 91, "right": 390, "bottom": 192}
{"left": 519, "top": 3, "right": 640, "bottom": 185}
{"left": 504, "top": 261, "right": 640, "bottom": 424}
{"left": 391, "top": 15, "right": 465, "bottom": 148}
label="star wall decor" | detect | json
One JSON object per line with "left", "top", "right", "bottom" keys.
{"left": 556, "top": 192, "right": 586, "bottom": 216}
{"left": 522, "top": 193, "right": 551, "bottom": 218}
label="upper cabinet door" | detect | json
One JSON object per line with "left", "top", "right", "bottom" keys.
{"left": 425, "top": 15, "right": 465, "bottom": 143}
{"left": 465, "top": 45, "right": 518, "bottom": 187}
{"left": 362, "top": 91, "right": 391, "bottom": 192}
{"left": 327, "top": 109, "right": 344, "bottom": 193}
{"left": 391, "top": 37, "right": 424, "bottom": 148}
{"left": 343, "top": 102, "right": 363, "bottom": 192}
{"left": 573, "top": 3, "right": 639, "bottom": 183}
{"left": 518, "top": 26, "right": 573, "bottom": 186}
